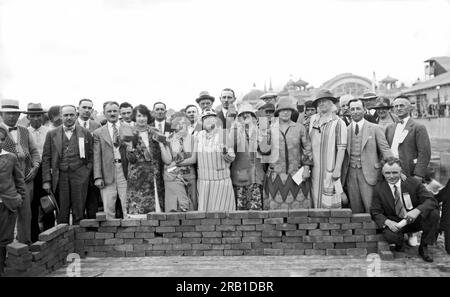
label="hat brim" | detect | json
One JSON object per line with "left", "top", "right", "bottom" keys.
{"left": 0, "top": 108, "right": 24, "bottom": 113}
{"left": 312, "top": 97, "right": 338, "bottom": 107}
{"left": 370, "top": 105, "right": 393, "bottom": 110}
{"left": 274, "top": 107, "right": 296, "bottom": 117}
{"left": 25, "top": 110, "right": 47, "bottom": 114}
{"left": 196, "top": 96, "right": 215, "bottom": 104}
{"left": 360, "top": 96, "right": 378, "bottom": 100}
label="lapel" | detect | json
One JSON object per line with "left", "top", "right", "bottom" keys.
{"left": 361, "top": 122, "right": 370, "bottom": 149}
{"left": 54, "top": 126, "right": 63, "bottom": 157}
{"left": 383, "top": 181, "right": 396, "bottom": 213}
{"left": 346, "top": 124, "right": 352, "bottom": 155}
{"left": 101, "top": 124, "right": 113, "bottom": 147}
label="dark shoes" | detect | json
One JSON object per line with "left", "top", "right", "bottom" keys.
{"left": 418, "top": 244, "right": 433, "bottom": 262}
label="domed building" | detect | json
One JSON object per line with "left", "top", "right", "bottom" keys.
{"left": 319, "top": 73, "right": 373, "bottom": 98}
{"left": 239, "top": 83, "right": 265, "bottom": 107}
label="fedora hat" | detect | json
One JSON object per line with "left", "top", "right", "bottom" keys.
{"left": 274, "top": 96, "right": 296, "bottom": 116}
{"left": 0, "top": 99, "right": 24, "bottom": 113}
{"left": 360, "top": 91, "right": 378, "bottom": 100}
{"left": 312, "top": 89, "right": 338, "bottom": 107}
{"left": 40, "top": 192, "right": 59, "bottom": 215}
{"left": 25, "top": 102, "right": 47, "bottom": 114}
{"left": 200, "top": 108, "right": 217, "bottom": 120}
{"left": 237, "top": 103, "right": 256, "bottom": 118}
{"left": 370, "top": 97, "right": 393, "bottom": 109}
{"left": 196, "top": 91, "right": 215, "bottom": 104}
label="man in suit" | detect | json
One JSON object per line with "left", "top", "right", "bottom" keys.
{"left": 119, "top": 102, "right": 135, "bottom": 127}
{"left": 342, "top": 99, "right": 393, "bottom": 213}
{"left": 42, "top": 105, "right": 93, "bottom": 225}
{"left": 93, "top": 101, "right": 129, "bottom": 220}
{"left": 216, "top": 88, "right": 238, "bottom": 129}
{"left": 196, "top": 91, "right": 215, "bottom": 112}
{"left": 76, "top": 98, "right": 102, "bottom": 219}
{"left": 153, "top": 102, "right": 174, "bottom": 135}
{"left": 371, "top": 157, "right": 439, "bottom": 262}
{"left": 0, "top": 99, "right": 40, "bottom": 245}
{"left": 385, "top": 96, "right": 431, "bottom": 181}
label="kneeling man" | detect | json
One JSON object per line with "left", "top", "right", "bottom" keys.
{"left": 371, "top": 157, "right": 439, "bottom": 262}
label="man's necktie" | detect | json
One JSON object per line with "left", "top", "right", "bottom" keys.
{"left": 112, "top": 123, "right": 119, "bottom": 147}
{"left": 84, "top": 121, "right": 87, "bottom": 128}
{"left": 64, "top": 126, "right": 74, "bottom": 132}
{"left": 394, "top": 185, "right": 407, "bottom": 218}
{"left": 159, "top": 122, "right": 163, "bottom": 133}
{"left": 398, "top": 119, "right": 404, "bottom": 124}
{"left": 355, "top": 123, "right": 359, "bottom": 135}
{"left": 8, "top": 127, "right": 17, "bottom": 132}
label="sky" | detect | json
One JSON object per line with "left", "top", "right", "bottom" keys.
{"left": 1, "top": 0, "right": 450, "bottom": 111}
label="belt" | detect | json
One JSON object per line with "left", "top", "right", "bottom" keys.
{"left": 114, "top": 159, "right": 122, "bottom": 163}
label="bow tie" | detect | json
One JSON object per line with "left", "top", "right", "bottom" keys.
{"left": 8, "top": 127, "right": 17, "bottom": 132}
{"left": 398, "top": 120, "right": 404, "bottom": 124}
{"left": 64, "top": 126, "right": 74, "bottom": 132}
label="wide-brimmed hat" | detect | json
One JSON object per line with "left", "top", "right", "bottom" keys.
{"left": 274, "top": 96, "right": 296, "bottom": 116}
{"left": 0, "top": 99, "right": 24, "bottom": 113}
{"left": 260, "top": 92, "right": 278, "bottom": 101}
{"left": 312, "top": 89, "right": 338, "bottom": 107}
{"left": 258, "top": 102, "right": 275, "bottom": 112}
{"left": 40, "top": 192, "right": 60, "bottom": 215}
{"left": 304, "top": 100, "right": 315, "bottom": 109}
{"left": 370, "top": 97, "right": 393, "bottom": 109}
{"left": 200, "top": 108, "right": 217, "bottom": 120}
{"left": 360, "top": 91, "right": 378, "bottom": 100}
{"left": 25, "top": 103, "right": 47, "bottom": 114}
{"left": 195, "top": 91, "right": 215, "bottom": 104}
{"left": 237, "top": 103, "right": 256, "bottom": 118}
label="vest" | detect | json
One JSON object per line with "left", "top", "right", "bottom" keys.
{"left": 349, "top": 128, "right": 362, "bottom": 168}
{"left": 59, "top": 133, "right": 84, "bottom": 171}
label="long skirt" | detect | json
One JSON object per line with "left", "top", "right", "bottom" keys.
{"left": 197, "top": 178, "right": 235, "bottom": 212}
{"left": 263, "top": 171, "right": 311, "bottom": 210}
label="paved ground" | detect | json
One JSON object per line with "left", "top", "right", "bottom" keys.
{"left": 47, "top": 235, "right": 450, "bottom": 277}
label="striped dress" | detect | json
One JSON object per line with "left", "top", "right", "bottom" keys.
{"left": 196, "top": 129, "right": 236, "bottom": 212}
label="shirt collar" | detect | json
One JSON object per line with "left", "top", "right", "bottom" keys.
{"left": 108, "top": 121, "right": 120, "bottom": 128}
{"left": 389, "top": 180, "right": 401, "bottom": 190}
{"left": 78, "top": 118, "right": 88, "bottom": 125}
{"left": 353, "top": 118, "right": 365, "bottom": 128}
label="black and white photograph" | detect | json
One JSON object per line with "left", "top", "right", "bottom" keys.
{"left": 0, "top": 0, "right": 450, "bottom": 284}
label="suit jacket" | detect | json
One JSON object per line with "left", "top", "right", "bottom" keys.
{"left": 76, "top": 119, "right": 102, "bottom": 133}
{"left": 0, "top": 152, "right": 26, "bottom": 212}
{"left": 385, "top": 118, "right": 431, "bottom": 178}
{"left": 371, "top": 177, "right": 438, "bottom": 229}
{"left": 342, "top": 121, "right": 393, "bottom": 186}
{"left": 93, "top": 124, "right": 128, "bottom": 186}
{"left": 0, "top": 123, "right": 40, "bottom": 178}
{"left": 42, "top": 125, "right": 93, "bottom": 192}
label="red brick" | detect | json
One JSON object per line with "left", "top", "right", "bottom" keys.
{"left": 351, "top": 214, "right": 373, "bottom": 223}
{"left": 201, "top": 219, "right": 221, "bottom": 225}
{"left": 287, "top": 217, "right": 308, "bottom": 224}
{"left": 184, "top": 250, "right": 204, "bottom": 256}
{"left": 343, "top": 235, "right": 365, "bottom": 242}
{"left": 181, "top": 238, "right": 202, "bottom": 244}
{"left": 181, "top": 219, "right": 201, "bottom": 226}
{"left": 271, "top": 242, "right": 295, "bottom": 249}
{"left": 116, "top": 232, "right": 135, "bottom": 239}
{"left": 262, "top": 230, "right": 282, "bottom": 237}
{"left": 126, "top": 251, "right": 146, "bottom": 257}
{"left": 263, "top": 249, "right": 284, "bottom": 255}
{"left": 262, "top": 237, "right": 281, "bottom": 243}
{"left": 119, "top": 227, "right": 139, "bottom": 232}
{"left": 224, "top": 250, "right": 244, "bottom": 256}
{"left": 6, "top": 242, "right": 29, "bottom": 256}
{"left": 313, "top": 242, "right": 334, "bottom": 249}
{"left": 152, "top": 244, "right": 173, "bottom": 250}
{"left": 346, "top": 248, "right": 367, "bottom": 256}
{"left": 308, "top": 217, "right": 329, "bottom": 223}
{"left": 113, "top": 244, "right": 133, "bottom": 252}
{"left": 341, "top": 223, "right": 362, "bottom": 229}
{"left": 236, "top": 225, "right": 255, "bottom": 231}
{"left": 202, "top": 231, "right": 222, "bottom": 238}
{"left": 222, "top": 238, "right": 241, "bottom": 244}
{"left": 155, "top": 226, "right": 176, "bottom": 233}
{"left": 160, "top": 220, "right": 180, "bottom": 227}
{"left": 251, "top": 242, "right": 272, "bottom": 249}
{"left": 202, "top": 238, "right": 222, "bottom": 244}
{"left": 222, "top": 231, "right": 242, "bottom": 237}
{"left": 247, "top": 211, "right": 269, "bottom": 219}
{"left": 330, "top": 229, "right": 353, "bottom": 236}
{"left": 305, "top": 249, "right": 326, "bottom": 256}
{"left": 356, "top": 242, "right": 378, "bottom": 248}
{"left": 135, "top": 232, "right": 156, "bottom": 239}
{"left": 94, "top": 246, "right": 115, "bottom": 252}
{"left": 176, "top": 226, "right": 195, "bottom": 232}
{"left": 165, "top": 213, "right": 186, "bottom": 220}
{"left": 144, "top": 238, "right": 163, "bottom": 244}
{"left": 75, "top": 232, "right": 95, "bottom": 240}
{"left": 226, "top": 211, "right": 249, "bottom": 219}
{"left": 121, "top": 220, "right": 141, "bottom": 227}
{"left": 95, "top": 212, "right": 107, "bottom": 221}
{"left": 281, "top": 237, "right": 303, "bottom": 243}
{"left": 326, "top": 249, "right": 347, "bottom": 256}
{"left": 285, "top": 230, "right": 307, "bottom": 237}
{"left": 195, "top": 225, "right": 215, "bottom": 232}
{"left": 205, "top": 211, "right": 227, "bottom": 219}
{"left": 268, "top": 210, "right": 289, "bottom": 218}
{"left": 379, "top": 250, "right": 394, "bottom": 260}
{"left": 162, "top": 232, "right": 183, "bottom": 238}
{"left": 242, "top": 237, "right": 261, "bottom": 243}
{"left": 95, "top": 233, "right": 114, "bottom": 239}
{"left": 276, "top": 224, "right": 296, "bottom": 231}
{"left": 242, "top": 231, "right": 261, "bottom": 237}
{"left": 264, "top": 218, "right": 284, "bottom": 224}
{"left": 288, "top": 209, "right": 309, "bottom": 217}
{"left": 204, "top": 250, "right": 224, "bottom": 256}
{"left": 244, "top": 249, "right": 264, "bottom": 256}
{"left": 365, "top": 234, "right": 385, "bottom": 242}
{"left": 242, "top": 219, "right": 263, "bottom": 225}
{"left": 221, "top": 219, "right": 242, "bottom": 225}
{"left": 308, "top": 209, "right": 331, "bottom": 217}
{"left": 147, "top": 213, "right": 166, "bottom": 220}
{"left": 255, "top": 224, "right": 276, "bottom": 231}
{"left": 303, "top": 236, "right": 342, "bottom": 243}
{"left": 98, "top": 227, "right": 118, "bottom": 233}
{"left": 308, "top": 230, "right": 330, "bottom": 236}
{"left": 216, "top": 225, "right": 236, "bottom": 232}
{"left": 173, "top": 244, "right": 192, "bottom": 250}
{"left": 165, "top": 250, "right": 184, "bottom": 256}
{"left": 284, "top": 249, "right": 305, "bottom": 255}
{"left": 124, "top": 239, "right": 144, "bottom": 245}
{"left": 335, "top": 242, "right": 356, "bottom": 249}
{"left": 185, "top": 212, "right": 206, "bottom": 219}
{"left": 329, "top": 217, "right": 351, "bottom": 224}
{"left": 100, "top": 219, "right": 122, "bottom": 227}
{"left": 363, "top": 222, "right": 377, "bottom": 229}
{"left": 320, "top": 223, "right": 341, "bottom": 230}
{"left": 298, "top": 223, "right": 319, "bottom": 230}
{"left": 145, "top": 251, "right": 165, "bottom": 256}
{"left": 355, "top": 229, "right": 376, "bottom": 235}
{"left": 211, "top": 244, "right": 232, "bottom": 250}
{"left": 29, "top": 241, "right": 47, "bottom": 252}
{"left": 80, "top": 219, "right": 100, "bottom": 228}
{"left": 183, "top": 232, "right": 202, "bottom": 238}
{"left": 330, "top": 209, "right": 353, "bottom": 217}
{"left": 231, "top": 243, "right": 252, "bottom": 250}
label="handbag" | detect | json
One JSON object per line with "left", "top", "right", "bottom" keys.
{"left": 40, "top": 191, "right": 60, "bottom": 214}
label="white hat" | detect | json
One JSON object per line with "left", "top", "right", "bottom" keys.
{"left": 0, "top": 99, "right": 24, "bottom": 113}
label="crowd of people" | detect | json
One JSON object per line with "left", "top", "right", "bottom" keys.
{"left": 1, "top": 87, "right": 449, "bottom": 273}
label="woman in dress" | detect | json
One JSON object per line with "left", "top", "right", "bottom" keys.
{"left": 259, "top": 96, "right": 313, "bottom": 210}
{"left": 229, "top": 103, "right": 265, "bottom": 210}
{"left": 190, "top": 108, "right": 236, "bottom": 212}
{"left": 125, "top": 104, "right": 164, "bottom": 214}
{"left": 159, "top": 112, "right": 197, "bottom": 212}
{"left": 309, "top": 89, "right": 348, "bottom": 208}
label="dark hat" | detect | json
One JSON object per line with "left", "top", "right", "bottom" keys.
{"left": 304, "top": 100, "right": 315, "bottom": 108}
{"left": 258, "top": 102, "right": 275, "bottom": 112}
{"left": 195, "top": 91, "right": 215, "bottom": 104}
{"left": 25, "top": 103, "right": 47, "bottom": 114}
{"left": 312, "top": 89, "right": 338, "bottom": 107}
{"left": 370, "top": 97, "right": 393, "bottom": 109}
{"left": 40, "top": 192, "right": 59, "bottom": 215}
{"left": 360, "top": 91, "right": 378, "bottom": 100}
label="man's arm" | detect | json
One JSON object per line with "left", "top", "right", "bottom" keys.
{"left": 41, "top": 132, "right": 52, "bottom": 184}
{"left": 370, "top": 187, "right": 388, "bottom": 229}
{"left": 415, "top": 181, "right": 438, "bottom": 215}
{"left": 93, "top": 131, "right": 103, "bottom": 182}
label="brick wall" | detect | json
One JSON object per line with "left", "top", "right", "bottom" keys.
{"left": 5, "top": 209, "right": 394, "bottom": 276}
